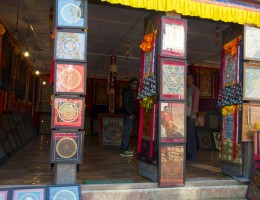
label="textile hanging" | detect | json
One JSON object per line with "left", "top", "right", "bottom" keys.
{"left": 101, "top": 0, "right": 260, "bottom": 27}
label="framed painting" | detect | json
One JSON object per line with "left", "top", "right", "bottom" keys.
{"left": 195, "top": 112, "right": 207, "bottom": 128}
{"left": 244, "top": 24, "right": 260, "bottom": 62}
{"left": 54, "top": 30, "right": 87, "bottom": 62}
{"left": 51, "top": 96, "right": 85, "bottom": 129}
{"left": 246, "top": 161, "right": 260, "bottom": 200}
{"left": 160, "top": 59, "right": 186, "bottom": 101}
{"left": 159, "top": 101, "right": 186, "bottom": 143}
{"left": 48, "top": 185, "right": 81, "bottom": 200}
{"left": 54, "top": 62, "right": 87, "bottom": 95}
{"left": 196, "top": 129, "right": 214, "bottom": 150}
{"left": 99, "top": 113, "right": 123, "bottom": 147}
{"left": 10, "top": 187, "right": 46, "bottom": 200}
{"left": 93, "top": 79, "right": 108, "bottom": 105}
{"left": 255, "top": 132, "right": 260, "bottom": 161}
{"left": 160, "top": 16, "right": 187, "bottom": 59}
{"left": 199, "top": 68, "right": 214, "bottom": 98}
{"left": 159, "top": 144, "right": 185, "bottom": 187}
{"left": 212, "top": 132, "right": 221, "bottom": 150}
{"left": 242, "top": 103, "right": 260, "bottom": 142}
{"left": 207, "top": 111, "right": 220, "bottom": 130}
{"left": 50, "top": 131, "right": 84, "bottom": 163}
{"left": 0, "top": 188, "right": 10, "bottom": 200}
{"left": 56, "top": 0, "right": 88, "bottom": 29}
{"left": 243, "top": 62, "right": 260, "bottom": 101}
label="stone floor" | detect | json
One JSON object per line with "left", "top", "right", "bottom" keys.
{"left": 0, "top": 135, "right": 229, "bottom": 185}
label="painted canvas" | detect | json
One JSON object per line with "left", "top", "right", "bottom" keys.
{"left": 246, "top": 161, "right": 260, "bottom": 200}
{"left": 223, "top": 53, "right": 238, "bottom": 86}
{"left": 54, "top": 62, "right": 86, "bottom": 94}
{"left": 159, "top": 102, "right": 185, "bottom": 143}
{"left": 159, "top": 145, "right": 185, "bottom": 187}
{"left": 160, "top": 16, "right": 187, "bottom": 59}
{"left": 223, "top": 114, "right": 235, "bottom": 140}
{"left": 10, "top": 187, "right": 46, "bottom": 200}
{"left": 242, "top": 103, "right": 260, "bottom": 142}
{"left": 52, "top": 97, "right": 85, "bottom": 129}
{"left": 208, "top": 112, "right": 220, "bottom": 130}
{"left": 54, "top": 30, "right": 87, "bottom": 62}
{"left": 195, "top": 112, "right": 207, "bottom": 127}
{"left": 56, "top": 0, "right": 88, "bottom": 28}
{"left": 93, "top": 79, "right": 108, "bottom": 105}
{"left": 196, "top": 129, "right": 214, "bottom": 150}
{"left": 160, "top": 59, "right": 186, "bottom": 100}
{"left": 199, "top": 69, "right": 214, "bottom": 98}
{"left": 143, "top": 46, "right": 155, "bottom": 77}
{"left": 50, "top": 131, "right": 84, "bottom": 163}
{"left": 99, "top": 114, "right": 123, "bottom": 147}
{"left": 244, "top": 24, "right": 260, "bottom": 61}
{"left": 243, "top": 63, "right": 260, "bottom": 101}
{"left": 0, "top": 189, "right": 9, "bottom": 200}
{"left": 48, "top": 185, "right": 81, "bottom": 200}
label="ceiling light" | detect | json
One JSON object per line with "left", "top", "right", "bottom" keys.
{"left": 35, "top": 70, "right": 40, "bottom": 75}
{"left": 24, "top": 49, "right": 29, "bottom": 57}
{"left": 42, "top": 81, "right": 46, "bottom": 85}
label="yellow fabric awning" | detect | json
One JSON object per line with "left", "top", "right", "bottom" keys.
{"left": 101, "top": 0, "right": 260, "bottom": 27}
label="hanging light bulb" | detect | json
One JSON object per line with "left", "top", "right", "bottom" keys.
{"left": 35, "top": 70, "right": 40, "bottom": 75}
{"left": 24, "top": 48, "right": 29, "bottom": 57}
{"left": 42, "top": 81, "right": 46, "bottom": 85}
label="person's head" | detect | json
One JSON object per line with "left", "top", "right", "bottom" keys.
{"left": 187, "top": 73, "right": 194, "bottom": 87}
{"left": 164, "top": 106, "right": 170, "bottom": 113}
{"left": 129, "top": 77, "right": 139, "bottom": 90}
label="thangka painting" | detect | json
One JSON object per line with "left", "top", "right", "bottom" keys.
{"left": 196, "top": 129, "right": 214, "bottom": 150}
{"left": 0, "top": 189, "right": 10, "bottom": 200}
{"left": 99, "top": 114, "right": 123, "bottom": 147}
{"left": 10, "top": 187, "right": 46, "bottom": 200}
{"left": 54, "top": 62, "right": 86, "bottom": 95}
{"left": 159, "top": 102, "right": 186, "bottom": 143}
{"left": 159, "top": 145, "right": 185, "bottom": 187}
{"left": 223, "top": 114, "right": 235, "bottom": 140}
{"left": 93, "top": 79, "right": 108, "bottom": 105}
{"left": 51, "top": 96, "right": 85, "bottom": 129}
{"left": 223, "top": 52, "right": 238, "bottom": 86}
{"left": 244, "top": 24, "right": 260, "bottom": 62}
{"left": 246, "top": 161, "right": 260, "bottom": 200}
{"left": 160, "top": 16, "right": 187, "bottom": 59}
{"left": 56, "top": 0, "right": 88, "bottom": 29}
{"left": 48, "top": 185, "right": 81, "bottom": 200}
{"left": 195, "top": 112, "right": 207, "bottom": 127}
{"left": 143, "top": 44, "right": 155, "bottom": 78}
{"left": 199, "top": 68, "right": 214, "bottom": 98}
{"left": 54, "top": 30, "right": 87, "bottom": 62}
{"left": 243, "top": 63, "right": 260, "bottom": 101}
{"left": 242, "top": 103, "right": 260, "bottom": 142}
{"left": 50, "top": 131, "right": 84, "bottom": 163}
{"left": 160, "top": 59, "right": 186, "bottom": 100}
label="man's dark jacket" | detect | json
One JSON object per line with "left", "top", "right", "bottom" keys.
{"left": 122, "top": 86, "right": 136, "bottom": 116}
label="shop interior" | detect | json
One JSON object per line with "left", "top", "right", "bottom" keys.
{"left": 0, "top": 1, "right": 242, "bottom": 185}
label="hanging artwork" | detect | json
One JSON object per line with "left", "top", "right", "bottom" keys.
{"left": 223, "top": 53, "right": 238, "bottom": 86}
{"left": 93, "top": 79, "right": 108, "bottom": 105}
{"left": 54, "top": 30, "right": 87, "bottom": 62}
{"left": 199, "top": 68, "right": 214, "bottom": 98}
{"left": 196, "top": 129, "right": 214, "bottom": 150}
{"left": 160, "top": 59, "right": 186, "bottom": 101}
{"left": 243, "top": 62, "right": 260, "bottom": 101}
{"left": 48, "top": 185, "right": 81, "bottom": 200}
{"left": 244, "top": 24, "right": 260, "bottom": 61}
{"left": 56, "top": 0, "right": 88, "bottom": 29}
{"left": 223, "top": 114, "right": 235, "bottom": 140}
{"left": 159, "top": 102, "right": 186, "bottom": 143}
{"left": 0, "top": 189, "right": 9, "bottom": 200}
{"left": 54, "top": 62, "right": 86, "bottom": 95}
{"left": 159, "top": 144, "right": 185, "bottom": 187}
{"left": 51, "top": 96, "right": 85, "bottom": 129}
{"left": 195, "top": 112, "right": 207, "bottom": 127}
{"left": 10, "top": 187, "right": 46, "bottom": 200}
{"left": 246, "top": 161, "right": 260, "bottom": 200}
{"left": 208, "top": 111, "right": 220, "bottom": 130}
{"left": 50, "top": 131, "right": 84, "bottom": 163}
{"left": 242, "top": 103, "right": 260, "bottom": 142}
{"left": 160, "top": 16, "right": 187, "bottom": 59}
{"left": 99, "top": 114, "right": 123, "bottom": 147}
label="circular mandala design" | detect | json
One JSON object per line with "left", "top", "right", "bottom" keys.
{"left": 61, "top": 3, "right": 82, "bottom": 24}
{"left": 62, "top": 38, "right": 79, "bottom": 54}
{"left": 166, "top": 72, "right": 182, "bottom": 89}
{"left": 56, "top": 137, "right": 78, "bottom": 159}
{"left": 58, "top": 102, "right": 79, "bottom": 122}
{"left": 60, "top": 67, "right": 82, "bottom": 90}
{"left": 19, "top": 193, "right": 39, "bottom": 200}
{"left": 53, "top": 190, "right": 76, "bottom": 200}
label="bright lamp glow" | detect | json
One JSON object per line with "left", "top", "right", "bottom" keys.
{"left": 35, "top": 70, "right": 40, "bottom": 75}
{"left": 24, "top": 49, "right": 29, "bottom": 57}
{"left": 42, "top": 81, "right": 46, "bottom": 85}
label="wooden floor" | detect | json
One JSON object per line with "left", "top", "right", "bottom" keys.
{"left": 0, "top": 135, "right": 229, "bottom": 185}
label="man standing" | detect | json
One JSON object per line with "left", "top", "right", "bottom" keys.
{"left": 187, "top": 74, "right": 200, "bottom": 162}
{"left": 120, "top": 77, "right": 139, "bottom": 157}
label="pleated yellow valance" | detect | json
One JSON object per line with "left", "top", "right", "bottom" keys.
{"left": 101, "top": 0, "right": 260, "bottom": 27}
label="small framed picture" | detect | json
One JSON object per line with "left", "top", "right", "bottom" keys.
{"left": 212, "top": 132, "right": 221, "bottom": 150}
{"left": 160, "top": 58, "right": 186, "bottom": 101}
{"left": 242, "top": 103, "right": 260, "bottom": 142}
{"left": 54, "top": 62, "right": 87, "bottom": 95}
{"left": 56, "top": 0, "right": 88, "bottom": 29}
{"left": 48, "top": 184, "right": 81, "bottom": 200}
{"left": 51, "top": 96, "right": 85, "bottom": 129}
{"left": 196, "top": 129, "right": 214, "bottom": 150}
{"left": 246, "top": 161, "right": 260, "bottom": 200}
{"left": 244, "top": 24, "right": 260, "bottom": 62}
{"left": 50, "top": 131, "right": 85, "bottom": 163}
{"left": 10, "top": 187, "right": 46, "bottom": 200}
{"left": 160, "top": 16, "right": 187, "bottom": 59}
{"left": 159, "top": 144, "right": 185, "bottom": 187}
{"left": 195, "top": 112, "right": 207, "bottom": 128}
{"left": 159, "top": 101, "right": 186, "bottom": 143}
{"left": 243, "top": 62, "right": 260, "bottom": 101}
{"left": 54, "top": 30, "right": 87, "bottom": 62}
{"left": 0, "top": 188, "right": 10, "bottom": 200}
